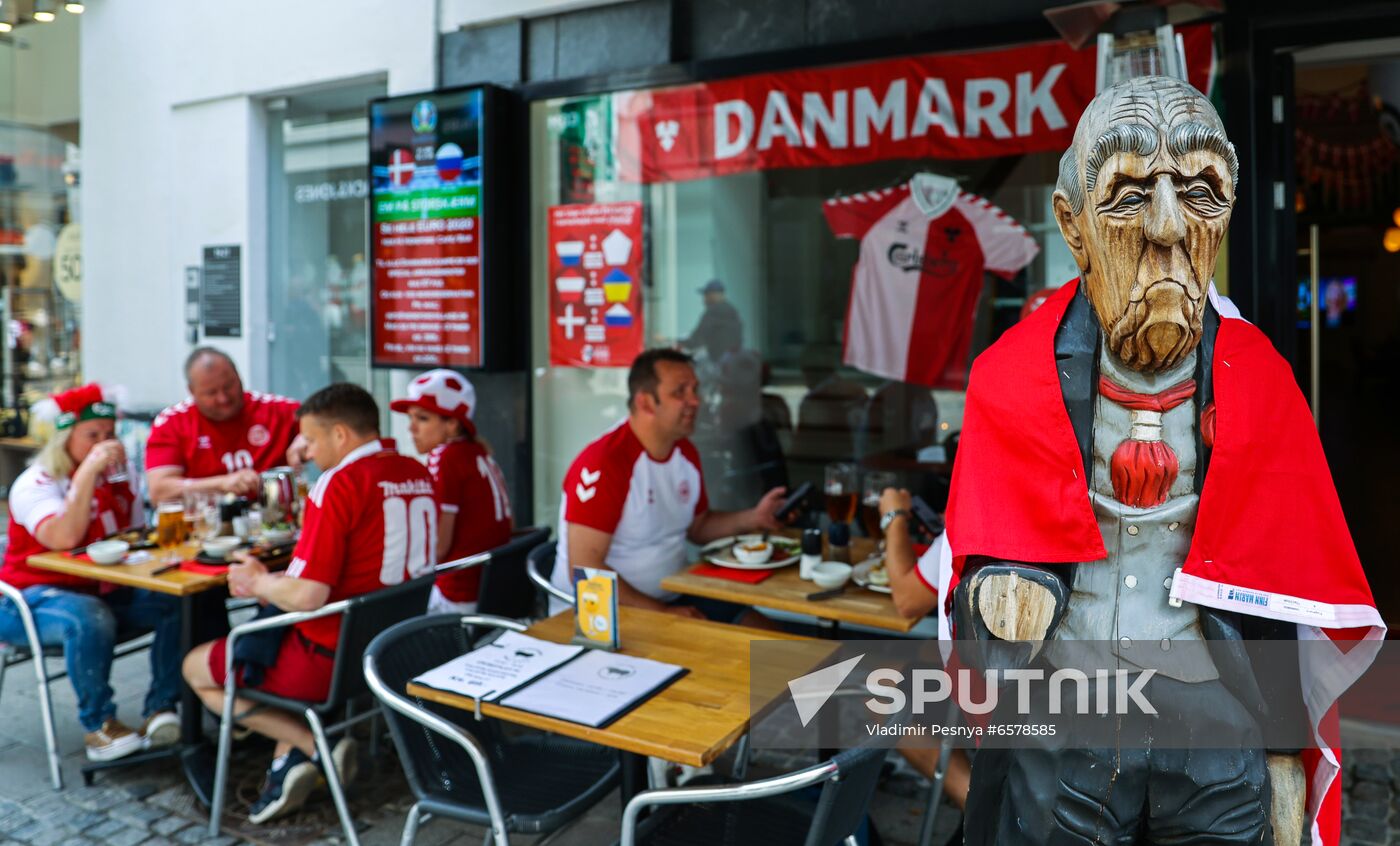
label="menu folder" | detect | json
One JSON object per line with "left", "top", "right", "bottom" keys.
{"left": 497, "top": 649, "right": 688, "bottom": 729}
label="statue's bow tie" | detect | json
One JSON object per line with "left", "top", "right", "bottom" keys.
{"left": 1098, "top": 376, "right": 1197, "bottom": 508}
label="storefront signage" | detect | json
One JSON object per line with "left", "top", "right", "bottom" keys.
{"left": 620, "top": 24, "right": 1213, "bottom": 183}
{"left": 369, "top": 88, "right": 487, "bottom": 368}
{"left": 201, "top": 245, "right": 241, "bottom": 338}
{"left": 53, "top": 223, "right": 81, "bottom": 303}
{"left": 547, "top": 201, "right": 645, "bottom": 368}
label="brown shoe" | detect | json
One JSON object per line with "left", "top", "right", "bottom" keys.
{"left": 85, "top": 719, "right": 143, "bottom": 761}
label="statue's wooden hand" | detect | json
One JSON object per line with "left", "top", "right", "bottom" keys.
{"left": 1268, "top": 752, "right": 1305, "bottom": 846}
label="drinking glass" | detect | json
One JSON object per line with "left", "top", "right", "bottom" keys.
{"left": 823, "top": 462, "right": 858, "bottom": 527}
{"left": 156, "top": 501, "right": 186, "bottom": 563}
{"left": 861, "top": 471, "right": 897, "bottom": 539}
{"left": 183, "top": 491, "right": 214, "bottom": 542}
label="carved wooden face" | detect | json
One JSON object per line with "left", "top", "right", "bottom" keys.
{"left": 1054, "top": 78, "right": 1237, "bottom": 373}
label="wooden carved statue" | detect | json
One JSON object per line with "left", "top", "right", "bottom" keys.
{"left": 941, "top": 75, "right": 1382, "bottom": 846}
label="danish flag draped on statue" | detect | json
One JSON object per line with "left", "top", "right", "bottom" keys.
{"left": 614, "top": 25, "right": 1214, "bottom": 183}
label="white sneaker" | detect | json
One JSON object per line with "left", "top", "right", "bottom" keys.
{"left": 329, "top": 737, "right": 358, "bottom": 786}
{"left": 141, "top": 711, "right": 180, "bottom": 748}
{"left": 85, "top": 719, "right": 144, "bottom": 761}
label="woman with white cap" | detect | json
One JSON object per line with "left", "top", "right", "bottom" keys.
{"left": 0, "top": 384, "right": 182, "bottom": 762}
{"left": 391, "top": 370, "right": 513, "bottom": 613}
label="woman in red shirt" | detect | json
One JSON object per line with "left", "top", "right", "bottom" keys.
{"left": 391, "top": 370, "right": 513, "bottom": 613}
{"left": 0, "top": 385, "right": 181, "bottom": 761}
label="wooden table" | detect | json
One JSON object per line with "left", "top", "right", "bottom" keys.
{"left": 660, "top": 535, "right": 920, "bottom": 634}
{"left": 407, "top": 607, "right": 832, "bottom": 769}
{"left": 27, "top": 541, "right": 291, "bottom": 796}
{"left": 27, "top": 542, "right": 231, "bottom": 596}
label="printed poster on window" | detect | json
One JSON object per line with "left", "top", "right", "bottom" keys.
{"left": 548, "top": 202, "right": 644, "bottom": 368}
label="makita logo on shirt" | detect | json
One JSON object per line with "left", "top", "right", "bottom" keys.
{"left": 887, "top": 243, "right": 959, "bottom": 277}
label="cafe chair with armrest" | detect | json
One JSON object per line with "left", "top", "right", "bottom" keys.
{"left": 617, "top": 741, "right": 888, "bottom": 846}
{"left": 526, "top": 541, "right": 574, "bottom": 608}
{"left": 0, "top": 576, "right": 155, "bottom": 790}
{"left": 207, "top": 573, "right": 436, "bottom": 844}
{"left": 436, "top": 527, "right": 551, "bottom": 619}
{"left": 364, "top": 613, "right": 622, "bottom": 846}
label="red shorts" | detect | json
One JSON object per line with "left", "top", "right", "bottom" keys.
{"left": 208, "top": 630, "right": 336, "bottom": 702}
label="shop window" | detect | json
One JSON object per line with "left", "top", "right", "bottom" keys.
{"left": 533, "top": 93, "right": 1082, "bottom": 524}
{"left": 266, "top": 86, "right": 382, "bottom": 402}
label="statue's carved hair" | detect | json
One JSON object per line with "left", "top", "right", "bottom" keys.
{"left": 1167, "top": 121, "right": 1239, "bottom": 189}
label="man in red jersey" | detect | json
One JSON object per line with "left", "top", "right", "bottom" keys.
{"left": 391, "top": 369, "right": 512, "bottom": 614}
{"left": 145, "top": 348, "right": 301, "bottom": 503}
{"left": 182, "top": 383, "right": 437, "bottom": 824}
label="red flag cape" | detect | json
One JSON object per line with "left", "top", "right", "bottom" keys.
{"left": 943, "top": 280, "right": 1384, "bottom": 846}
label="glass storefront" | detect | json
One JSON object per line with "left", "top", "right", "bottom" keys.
{"left": 266, "top": 86, "right": 384, "bottom": 402}
{"left": 529, "top": 77, "right": 1081, "bottom": 522}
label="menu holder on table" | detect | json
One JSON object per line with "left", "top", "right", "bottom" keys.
{"left": 573, "top": 567, "right": 620, "bottom": 651}
{"left": 410, "top": 631, "right": 585, "bottom": 715}
{"left": 497, "top": 649, "right": 688, "bottom": 729}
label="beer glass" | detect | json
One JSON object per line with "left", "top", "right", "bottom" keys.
{"left": 861, "top": 471, "right": 897, "bottom": 539}
{"left": 823, "top": 462, "right": 857, "bottom": 527}
{"left": 156, "top": 501, "right": 186, "bottom": 563}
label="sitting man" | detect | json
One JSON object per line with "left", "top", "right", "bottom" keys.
{"left": 183, "top": 383, "right": 437, "bottom": 823}
{"left": 552, "top": 348, "right": 787, "bottom": 622}
{"left": 146, "top": 347, "right": 301, "bottom": 502}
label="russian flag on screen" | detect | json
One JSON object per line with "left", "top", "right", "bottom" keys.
{"left": 604, "top": 304, "right": 633, "bottom": 327}
{"left": 436, "top": 143, "right": 464, "bottom": 183}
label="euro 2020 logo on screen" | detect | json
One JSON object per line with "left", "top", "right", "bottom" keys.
{"left": 412, "top": 99, "right": 438, "bottom": 135}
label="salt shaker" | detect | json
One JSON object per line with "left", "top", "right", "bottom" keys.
{"left": 799, "top": 528, "right": 823, "bottom": 580}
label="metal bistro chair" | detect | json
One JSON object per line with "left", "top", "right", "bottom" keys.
{"left": 207, "top": 573, "right": 436, "bottom": 843}
{"left": 0, "top": 577, "right": 155, "bottom": 790}
{"left": 617, "top": 741, "right": 889, "bottom": 846}
{"left": 439, "top": 527, "right": 551, "bottom": 619}
{"left": 525, "top": 541, "right": 574, "bottom": 609}
{"left": 364, "top": 613, "right": 621, "bottom": 846}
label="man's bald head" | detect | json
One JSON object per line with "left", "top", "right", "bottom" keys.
{"left": 185, "top": 347, "right": 245, "bottom": 422}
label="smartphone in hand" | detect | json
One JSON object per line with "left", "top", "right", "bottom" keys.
{"left": 774, "top": 481, "right": 814, "bottom": 523}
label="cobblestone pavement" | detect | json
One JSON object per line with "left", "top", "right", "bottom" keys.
{"left": 0, "top": 647, "right": 958, "bottom": 845}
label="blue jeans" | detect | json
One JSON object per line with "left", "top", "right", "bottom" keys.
{"left": 0, "top": 585, "right": 182, "bottom": 732}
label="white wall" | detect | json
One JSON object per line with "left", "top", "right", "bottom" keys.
{"left": 81, "top": 0, "right": 439, "bottom": 409}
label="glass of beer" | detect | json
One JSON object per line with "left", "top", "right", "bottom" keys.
{"left": 861, "top": 471, "right": 897, "bottom": 539}
{"left": 156, "top": 501, "right": 186, "bottom": 563}
{"left": 823, "top": 462, "right": 858, "bottom": 527}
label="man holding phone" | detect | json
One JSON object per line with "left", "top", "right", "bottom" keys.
{"left": 553, "top": 349, "right": 789, "bottom": 623}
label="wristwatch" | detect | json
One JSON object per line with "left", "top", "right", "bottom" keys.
{"left": 880, "top": 509, "right": 910, "bottom": 532}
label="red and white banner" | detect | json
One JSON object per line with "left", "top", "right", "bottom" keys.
{"left": 548, "top": 202, "right": 645, "bottom": 368}
{"left": 616, "top": 25, "right": 1213, "bottom": 183}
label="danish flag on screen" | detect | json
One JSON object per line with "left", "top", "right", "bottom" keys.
{"left": 389, "top": 149, "right": 415, "bottom": 187}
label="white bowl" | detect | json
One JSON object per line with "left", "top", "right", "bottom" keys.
{"left": 259, "top": 528, "right": 294, "bottom": 545}
{"left": 810, "top": 562, "right": 852, "bottom": 589}
{"left": 87, "top": 540, "right": 130, "bottom": 565}
{"left": 731, "top": 539, "right": 774, "bottom": 565}
{"left": 202, "top": 536, "right": 242, "bottom": 558}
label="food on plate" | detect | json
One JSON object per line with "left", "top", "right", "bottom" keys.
{"left": 866, "top": 562, "right": 890, "bottom": 586}
{"left": 732, "top": 540, "right": 774, "bottom": 565}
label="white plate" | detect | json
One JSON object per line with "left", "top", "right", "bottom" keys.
{"left": 700, "top": 534, "right": 801, "bottom": 571}
{"left": 852, "top": 555, "right": 891, "bottom": 593}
